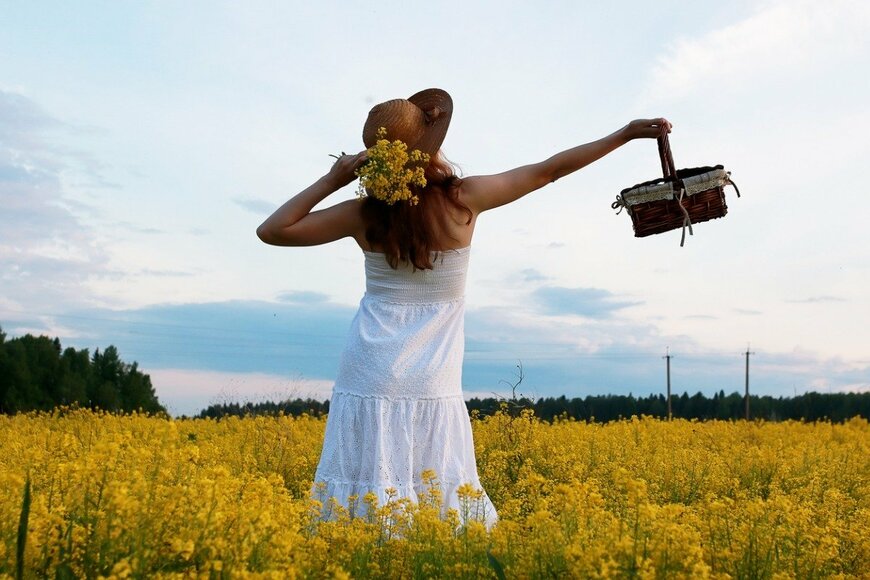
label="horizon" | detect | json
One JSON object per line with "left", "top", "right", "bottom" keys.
{"left": 2, "top": 321, "right": 863, "bottom": 419}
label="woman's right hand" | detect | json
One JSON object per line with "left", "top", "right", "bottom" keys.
{"left": 325, "top": 150, "right": 369, "bottom": 188}
{"left": 622, "top": 118, "right": 672, "bottom": 141}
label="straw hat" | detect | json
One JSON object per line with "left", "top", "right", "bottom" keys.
{"left": 362, "top": 88, "right": 453, "bottom": 157}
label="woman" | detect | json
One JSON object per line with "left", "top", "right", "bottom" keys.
{"left": 257, "top": 88, "right": 671, "bottom": 528}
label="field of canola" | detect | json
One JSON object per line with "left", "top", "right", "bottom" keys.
{"left": 1, "top": 406, "right": 868, "bottom": 579}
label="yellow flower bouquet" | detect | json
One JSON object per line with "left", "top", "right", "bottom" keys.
{"left": 355, "top": 127, "right": 430, "bottom": 206}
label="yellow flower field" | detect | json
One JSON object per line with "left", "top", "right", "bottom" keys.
{"left": 1, "top": 406, "right": 868, "bottom": 579}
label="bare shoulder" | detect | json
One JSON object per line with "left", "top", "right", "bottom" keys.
{"left": 456, "top": 162, "right": 552, "bottom": 213}
{"left": 334, "top": 196, "right": 365, "bottom": 216}
{"left": 333, "top": 197, "right": 371, "bottom": 249}
{"left": 455, "top": 177, "right": 486, "bottom": 216}
{"left": 334, "top": 197, "right": 366, "bottom": 233}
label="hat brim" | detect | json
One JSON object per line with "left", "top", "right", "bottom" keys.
{"left": 407, "top": 88, "right": 453, "bottom": 157}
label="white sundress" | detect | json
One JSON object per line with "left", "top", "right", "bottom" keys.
{"left": 311, "top": 245, "right": 498, "bottom": 529}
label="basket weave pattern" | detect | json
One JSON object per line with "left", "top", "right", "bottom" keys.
{"left": 614, "top": 134, "right": 739, "bottom": 245}
{"left": 626, "top": 169, "right": 729, "bottom": 237}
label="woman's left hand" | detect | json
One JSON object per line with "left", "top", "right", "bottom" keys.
{"left": 622, "top": 118, "right": 672, "bottom": 141}
{"left": 326, "top": 150, "right": 369, "bottom": 188}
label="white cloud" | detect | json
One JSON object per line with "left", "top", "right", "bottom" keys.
{"left": 233, "top": 197, "right": 276, "bottom": 214}
{"left": 643, "top": 0, "right": 870, "bottom": 102}
{"left": 832, "top": 383, "right": 870, "bottom": 394}
{"left": 787, "top": 296, "right": 847, "bottom": 304}
{"left": 0, "top": 90, "right": 116, "bottom": 311}
{"left": 531, "top": 286, "right": 643, "bottom": 318}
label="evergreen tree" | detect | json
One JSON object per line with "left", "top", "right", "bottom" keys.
{"left": 0, "top": 326, "right": 166, "bottom": 415}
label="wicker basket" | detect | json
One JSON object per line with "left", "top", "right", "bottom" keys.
{"left": 612, "top": 133, "right": 740, "bottom": 246}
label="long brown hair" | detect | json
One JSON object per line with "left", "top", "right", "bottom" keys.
{"left": 361, "top": 151, "right": 472, "bottom": 270}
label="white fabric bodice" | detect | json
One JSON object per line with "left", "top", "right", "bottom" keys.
{"left": 331, "top": 247, "right": 470, "bottom": 401}
{"left": 364, "top": 247, "right": 469, "bottom": 303}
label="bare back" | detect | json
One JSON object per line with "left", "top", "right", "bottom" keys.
{"left": 352, "top": 186, "right": 479, "bottom": 254}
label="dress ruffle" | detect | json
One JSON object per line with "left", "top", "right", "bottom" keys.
{"left": 312, "top": 390, "right": 497, "bottom": 529}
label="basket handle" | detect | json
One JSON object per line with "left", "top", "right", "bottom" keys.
{"left": 657, "top": 131, "right": 677, "bottom": 181}
{"left": 657, "top": 130, "right": 694, "bottom": 246}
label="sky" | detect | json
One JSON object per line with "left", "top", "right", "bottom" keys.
{"left": 1, "top": 0, "right": 869, "bottom": 417}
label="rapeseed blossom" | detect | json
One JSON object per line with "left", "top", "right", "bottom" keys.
{"left": 355, "top": 127, "right": 430, "bottom": 206}
{"left": 1, "top": 405, "right": 868, "bottom": 578}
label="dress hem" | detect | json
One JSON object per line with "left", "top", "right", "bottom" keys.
{"left": 310, "top": 477, "right": 498, "bottom": 529}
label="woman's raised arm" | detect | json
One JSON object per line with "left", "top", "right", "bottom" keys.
{"left": 460, "top": 118, "right": 671, "bottom": 214}
{"left": 256, "top": 151, "right": 368, "bottom": 246}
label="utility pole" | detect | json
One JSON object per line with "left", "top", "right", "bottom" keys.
{"left": 744, "top": 343, "right": 755, "bottom": 420}
{"left": 663, "top": 347, "right": 672, "bottom": 420}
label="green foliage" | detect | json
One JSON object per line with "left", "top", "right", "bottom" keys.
{"left": 198, "top": 391, "right": 870, "bottom": 424}
{"left": 198, "top": 397, "right": 330, "bottom": 419}
{"left": 466, "top": 390, "right": 870, "bottom": 423}
{"left": 0, "top": 324, "right": 166, "bottom": 416}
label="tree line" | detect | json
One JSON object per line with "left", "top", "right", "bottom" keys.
{"left": 0, "top": 326, "right": 166, "bottom": 416}
{"left": 196, "top": 398, "right": 331, "bottom": 419}
{"left": 465, "top": 391, "right": 870, "bottom": 423}
{"left": 197, "top": 391, "right": 870, "bottom": 422}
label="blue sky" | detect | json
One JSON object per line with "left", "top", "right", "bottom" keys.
{"left": 2, "top": 0, "right": 869, "bottom": 416}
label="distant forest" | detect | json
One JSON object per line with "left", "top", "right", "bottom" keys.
{"left": 0, "top": 326, "right": 166, "bottom": 416}
{"left": 197, "top": 391, "right": 870, "bottom": 423}
{"left": 2, "top": 326, "right": 868, "bottom": 422}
